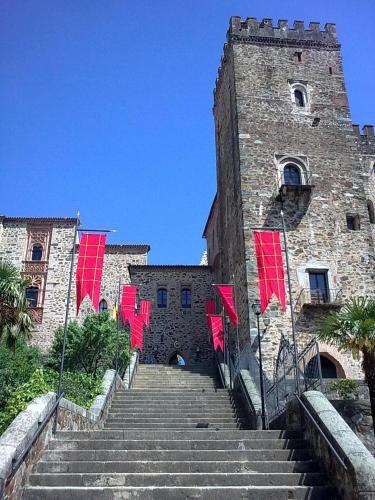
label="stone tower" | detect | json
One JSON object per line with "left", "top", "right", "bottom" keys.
{"left": 207, "top": 18, "right": 375, "bottom": 377}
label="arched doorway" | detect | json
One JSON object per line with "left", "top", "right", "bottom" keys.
{"left": 305, "top": 354, "right": 345, "bottom": 379}
{"left": 168, "top": 353, "right": 186, "bottom": 366}
{"left": 320, "top": 355, "right": 338, "bottom": 378}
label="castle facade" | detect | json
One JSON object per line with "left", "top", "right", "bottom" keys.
{"left": 1, "top": 17, "right": 374, "bottom": 378}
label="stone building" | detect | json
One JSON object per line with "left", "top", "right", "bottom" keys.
{"left": 204, "top": 17, "right": 375, "bottom": 379}
{"left": 1, "top": 17, "right": 374, "bottom": 380}
{"left": 0, "top": 216, "right": 149, "bottom": 351}
{"left": 129, "top": 265, "right": 213, "bottom": 365}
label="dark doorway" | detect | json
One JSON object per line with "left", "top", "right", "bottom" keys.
{"left": 320, "top": 355, "right": 338, "bottom": 378}
{"left": 169, "top": 353, "right": 186, "bottom": 366}
{"left": 305, "top": 354, "right": 338, "bottom": 379}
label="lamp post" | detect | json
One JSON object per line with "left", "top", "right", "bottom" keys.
{"left": 252, "top": 299, "right": 267, "bottom": 430}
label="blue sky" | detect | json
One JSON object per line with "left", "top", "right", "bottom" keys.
{"left": 1, "top": 1, "right": 374, "bottom": 264}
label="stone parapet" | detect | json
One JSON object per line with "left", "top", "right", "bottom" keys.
{"left": 0, "top": 369, "right": 123, "bottom": 499}
{"left": 301, "top": 391, "right": 375, "bottom": 500}
{"left": 228, "top": 17, "right": 339, "bottom": 48}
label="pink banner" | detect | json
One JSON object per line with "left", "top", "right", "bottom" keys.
{"left": 76, "top": 233, "right": 106, "bottom": 314}
{"left": 208, "top": 314, "right": 224, "bottom": 352}
{"left": 121, "top": 285, "right": 137, "bottom": 327}
{"left": 215, "top": 285, "right": 239, "bottom": 326}
{"left": 254, "top": 231, "right": 286, "bottom": 313}
{"left": 205, "top": 300, "right": 216, "bottom": 328}
{"left": 130, "top": 314, "right": 144, "bottom": 351}
{"left": 140, "top": 300, "right": 151, "bottom": 327}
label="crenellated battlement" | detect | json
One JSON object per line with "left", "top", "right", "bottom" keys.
{"left": 228, "top": 17, "right": 340, "bottom": 49}
{"left": 353, "top": 125, "right": 375, "bottom": 155}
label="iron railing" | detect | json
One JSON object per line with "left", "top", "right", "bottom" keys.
{"left": 296, "top": 288, "right": 342, "bottom": 310}
{"left": 128, "top": 350, "right": 139, "bottom": 389}
{"left": 266, "top": 336, "right": 323, "bottom": 423}
{"left": 6, "top": 392, "right": 64, "bottom": 485}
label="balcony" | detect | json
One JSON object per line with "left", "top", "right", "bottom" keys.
{"left": 276, "top": 172, "right": 314, "bottom": 202}
{"left": 22, "top": 261, "right": 48, "bottom": 274}
{"left": 27, "top": 307, "right": 44, "bottom": 324}
{"left": 296, "top": 288, "right": 342, "bottom": 312}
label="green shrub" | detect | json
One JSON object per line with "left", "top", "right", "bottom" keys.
{"left": 0, "top": 368, "right": 48, "bottom": 434}
{"left": 329, "top": 379, "right": 359, "bottom": 400}
{"left": 44, "top": 369, "right": 102, "bottom": 408}
{"left": 0, "top": 340, "right": 42, "bottom": 410}
{"left": 49, "top": 313, "right": 130, "bottom": 377}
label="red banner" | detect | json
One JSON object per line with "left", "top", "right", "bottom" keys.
{"left": 254, "top": 231, "right": 286, "bottom": 313}
{"left": 76, "top": 233, "right": 106, "bottom": 314}
{"left": 208, "top": 314, "right": 224, "bottom": 352}
{"left": 130, "top": 314, "right": 144, "bottom": 351}
{"left": 121, "top": 285, "right": 137, "bottom": 326}
{"left": 215, "top": 285, "right": 239, "bottom": 326}
{"left": 140, "top": 300, "right": 151, "bottom": 327}
{"left": 205, "top": 300, "right": 216, "bottom": 328}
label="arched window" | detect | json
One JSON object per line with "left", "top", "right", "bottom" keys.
{"left": 367, "top": 200, "right": 375, "bottom": 224}
{"left": 26, "top": 286, "right": 39, "bottom": 308}
{"left": 294, "top": 89, "right": 305, "bottom": 107}
{"left": 181, "top": 288, "right": 191, "bottom": 308}
{"left": 99, "top": 299, "right": 108, "bottom": 313}
{"left": 31, "top": 244, "right": 43, "bottom": 261}
{"left": 284, "top": 164, "right": 301, "bottom": 185}
{"left": 157, "top": 288, "right": 168, "bottom": 308}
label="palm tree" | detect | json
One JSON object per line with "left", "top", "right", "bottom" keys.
{"left": 0, "top": 261, "right": 33, "bottom": 348}
{"left": 317, "top": 297, "right": 375, "bottom": 432}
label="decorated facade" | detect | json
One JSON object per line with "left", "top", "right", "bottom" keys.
{"left": 1, "top": 17, "right": 374, "bottom": 379}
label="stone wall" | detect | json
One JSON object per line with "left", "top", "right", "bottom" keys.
{"left": 211, "top": 17, "right": 374, "bottom": 378}
{"left": 129, "top": 265, "right": 214, "bottom": 366}
{"left": 0, "top": 217, "right": 149, "bottom": 352}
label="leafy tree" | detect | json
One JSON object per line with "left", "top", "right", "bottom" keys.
{"left": 317, "top": 297, "right": 375, "bottom": 432}
{"left": 49, "top": 313, "right": 130, "bottom": 377}
{"left": 0, "top": 261, "right": 33, "bottom": 348}
{"left": 0, "top": 340, "right": 42, "bottom": 410}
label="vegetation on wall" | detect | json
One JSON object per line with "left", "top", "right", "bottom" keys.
{"left": 49, "top": 312, "right": 131, "bottom": 377}
{"left": 318, "top": 297, "right": 375, "bottom": 433}
{"left": 0, "top": 312, "right": 131, "bottom": 436}
{"left": 0, "top": 261, "right": 33, "bottom": 349}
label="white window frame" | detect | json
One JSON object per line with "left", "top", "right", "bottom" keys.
{"left": 289, "top": 82, "right": 311, "bottom": 113}
{"left": 274, "top": 155, "right": 310, "bottom": 189}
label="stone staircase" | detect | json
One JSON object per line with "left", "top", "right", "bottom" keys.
{"left": 23, "top": 364, "right": 338, "bottom": 499}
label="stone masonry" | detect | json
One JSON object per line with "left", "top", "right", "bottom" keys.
{"left": 0, "top": 217, "right": 149, "bottom": 352}
{"left": 129, "top": 265, "right": 214, "bottom": 366}
{"left": 206, "top": 18, "right": 375, "bottom": 378}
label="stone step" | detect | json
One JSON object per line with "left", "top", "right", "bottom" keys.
{"left": 103, "top": 422, "right": 246, "bottom": 430}
{"left": 23, "top": 485, "right": 337, "bottom": 499}
{"left": 41, "top": 448, "right": 314, "bottom": 462}
{"left": 48, "top": 438, "right": 308, "bottom": 451}
{"left": 114, "top": 394, "right": 230, "bottom": 399}
{"left": 54, "top": 430, "right": 303, "bottom": 440}
{"left": 104, "top": 417, "right": 245, "bottom": 424}
{"left": 35, "top": 459, "right": 319, "bottom": 474}
{"left": 131, "top": 382, "right": 217, "bottom": 392}
{"left": 109, "top": 403, "right": 236, "bottom": 410}
{"left": 23, "top": 486, "right": 337, "bottom": 500}
{"left": 107, "top": 411, "right": 242, "bottom": 418}
{"left": 29, "top": 472, "right": 328, "bottom": 488}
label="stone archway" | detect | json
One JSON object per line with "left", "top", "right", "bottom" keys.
{"left": 168, "top": 352, "right": 186, "bottom": 366}
{"left": 319, "top": 352, "right": 346, "bottom": 378}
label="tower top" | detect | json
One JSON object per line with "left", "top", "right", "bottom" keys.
{"left": 228, "top": 17, "right": 339, "bottom": 49}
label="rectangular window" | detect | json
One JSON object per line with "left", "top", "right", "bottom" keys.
{"left": 346, "top": 214, "right": 360, "bottom": 231}
{"left": 294, "top": 51, "right": 302, "bottom": 62}
{"left": 309, "top": 272, "right": 329, "bottom": 304}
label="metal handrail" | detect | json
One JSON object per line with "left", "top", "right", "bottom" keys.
{"left": 296, "top": 394, "right": 348, "bottom": 471}
{"left": 6, "top": 392, "right": 64, "bottom": 484}
{"left": 99, "top": 372, "right": 119, "bottom": 420}
{"left": 128, "top": 351, "right": 139, "bottom": 389}
{"left": 296, "top": 288, "right": 342, "bottom": 310}
{"left": 214, "top": 351, "right": 226, "bottom": 389}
